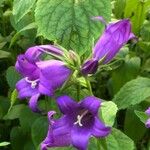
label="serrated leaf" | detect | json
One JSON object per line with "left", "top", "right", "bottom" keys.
{"left": 13, "top": 0, "right": 36, "bottom": 22}
{"left": 113, "top": 77, "right": 150, "bottom": 109}
{"left": 100, "top": 101, "right": 118, "bottom": 126}
{"left": 35, "top": 0, "right": 111, "bottom": 55}
{"left": 135, "top": 110, "right": 149, "bottom": 124}
{"left": 105, "top": 128, "right": 135, "bottom": 150}
{"left": 0, "top": 142, "right": 10, "bottom": 147}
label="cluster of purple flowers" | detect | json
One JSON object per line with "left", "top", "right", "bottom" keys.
{"left": 145, "top": 107, "right": 150, "bottom": 128}
{"left": 15, "top": 17, "right": 136, "bottom": 150}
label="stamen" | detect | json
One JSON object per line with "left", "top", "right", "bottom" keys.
{"left": 74, "top": 110, "right": 88, "bottom": 127}
{"left": 25, "top": 77, "right": 39, "bottom": 89}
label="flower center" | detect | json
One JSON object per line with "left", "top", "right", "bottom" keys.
{"left": 25, "top": 77, "right": 39, "bottom": 89}
{"left": 74, "top": 110, "right": 88, "bottom": 127}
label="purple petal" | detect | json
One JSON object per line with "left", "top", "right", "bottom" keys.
{"left": 16, "top": 78, "right": 39, "bottom": 99}
{"left": 28, "top": 93, "right": 40, "bottom": 112}
{"left": 93, "top": 19, "right": 133, "bottom": 63}
{"left": 15, "top": 55, "right": 39, "bottom": 79}
{"left": 146, "top": 118, "right": 150, "bottom": 128}
{"left": 71, "top": 125, "right": 91, "bottom": 150}
{"left": 25, "top": 46, "right": 43, "bottom": 63}
{"left": 80, "top": 96, "right": 101, "bottom": 115}
{"left": 129, "top": 33, "right": 136, "bottom": 40}
{"left": 37, "top": 60, "right": 71, "bottom": 95}
{"left": 92, "top": 16, "right": 107, "bottom": 27}
{"left": 39, "top": 45, "right": 63, "bottom": 56}
{"left": 145, "top": 107, "right": 150, "bottom": 116}
{"left": 81, "top": 59, "right": 98, "bottom": 75}
{"left": 38, "top": 82, "right": 54, "bottom": 96}
{"left": 57, "top": 95, "right": 78, "bottom": 114}
{"left": 41, "top": 114, "right": 71, "bottom": 149}
{"left": 92, "top": 117, "right": 111, "bottom": 137}
{"left": 25, "top": 45, "right": 63, "bottom": 64}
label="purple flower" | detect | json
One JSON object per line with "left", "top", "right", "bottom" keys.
{"left": 145, "top": 107, "right": 150, "bottom": 128}
{"left": 15, "top": 45, "right": 71, "bottom": 112}
{"left": 81, "top": 18, "right": 135, "bottom": 75}
{"left": 146, "top": 119, "right": 150, "bottom": 128}
{"left": 145, "top": 107, "right": 150, "bottom": 115}
{"left": 36, "top": 60, "right": 71, "bottom": 96}
{"left": 41, "top": 96, "right": 111, "bottom": 150}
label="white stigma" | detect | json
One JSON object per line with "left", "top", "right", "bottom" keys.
{"left": 74, "top": 110, "right": 88, "bottom": 127}
{"left": 25, "top": 77, "right": 39, "bottom": 89}
{"left": 74, "top": 115, "right": 83, "bottom": 127}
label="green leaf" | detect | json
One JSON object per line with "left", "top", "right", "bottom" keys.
{"left": 113, "top": 77, "right": 150, "bottom": 109}
{"left": 13, "top": 0, "right": 36, "bottom": 22}
{"left": 105, "top": 128, "right": 135, "bottom": 150}
{"left": 135, "top": 110, "right": 149, "bottom": 124}
{"left": 31, "top": 117, "right": 48, "bottom": 148}
{"left": 10, "top": 22, "right": 37, "bottom": 48}
{"left": 8, "top": 89, "right": 18, "bottom": 112}
{"left": 6, "top": 66, "right": 21, "bottom": 89}
{"left": 114, "top": 0, "right": 126, "bottom": 19}
{"left": 4, "top": 104, "right": 25, "bottom": 120}
{"left": 141, "top": 21, "right": 150, "bottom": 41}
{"left": 124, "top": 107, "right": 147, "bottom": 142}
{"left": 111, "top": 55, "right": 141, "bottom": 94}
{"left": 124, "top": 0, "right": 148, "bottom": 34}
{"left": 35, "top": 0, "right": 111, "bottom": 55}
{"left": 0, "top": 142, "right": 10, "bottom": 147}
{"left": 10, "top": 127, "right": 26, "bottom": 150}
{"left": 19, "top": 106, "right": 40, "bottom": 132}
{"left": 0, "top": 50, "right": 11, "bottom": 59}
{"left": 100, "top": 101, "right": 118, "bottom": 126}
{"left": 0, "top": 96, "right": 10, "bottom": 119}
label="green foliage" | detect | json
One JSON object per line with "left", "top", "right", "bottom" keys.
{"left": 135, "top": 110, "right": 149, "bottom": 124}
{"left": 124, "top": 107, "right": 147, "bottom": 142}
{"left": 31, "top": 117, "right": 48, "bottom": 149}
{"left": 35, "top": 0, "right": 111, "bottom": 55}
{"left": 105, "top": 128, "right": 135, "bottom": 150}
{"left": 113, "top": 77, "right": 150, "bottom": 109}
{"left": 0, "top": 0, "right": 150, "bottom": 150}
{"left": 100, "top": 101, "right": 118, "bottom": 126}
{"left": 111, "top": 54, "right": 141, "bottom": 94}
{"left": 0, "top": 50, "right": 11, "bottom": 59}
{"left": 114, "top": 0, "right": 126, "bottom": 19}
{"left": 6, "top": 66, "right": 21, "bottom": 90}
{"left": 13, "top": 0, "right": 36, "bottom": 22}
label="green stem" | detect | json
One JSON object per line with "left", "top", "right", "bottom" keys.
{"left": 85, "top": 77, "right": 93, "bottom": 96}
{"left": 97, "top": 139, "right": 101, "bottom": 150}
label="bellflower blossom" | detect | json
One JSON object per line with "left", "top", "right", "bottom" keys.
{"left": 145, "top": 107, "right": 150, "bottom": 128}
{"left": 41, "top": 96, "right": 111, "bottom": 150}
{"left": 81, "top": 17, "right": 135, "bottom": 75}
{"left": 15, "top": 45, "right": 71, "bottom": 112}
